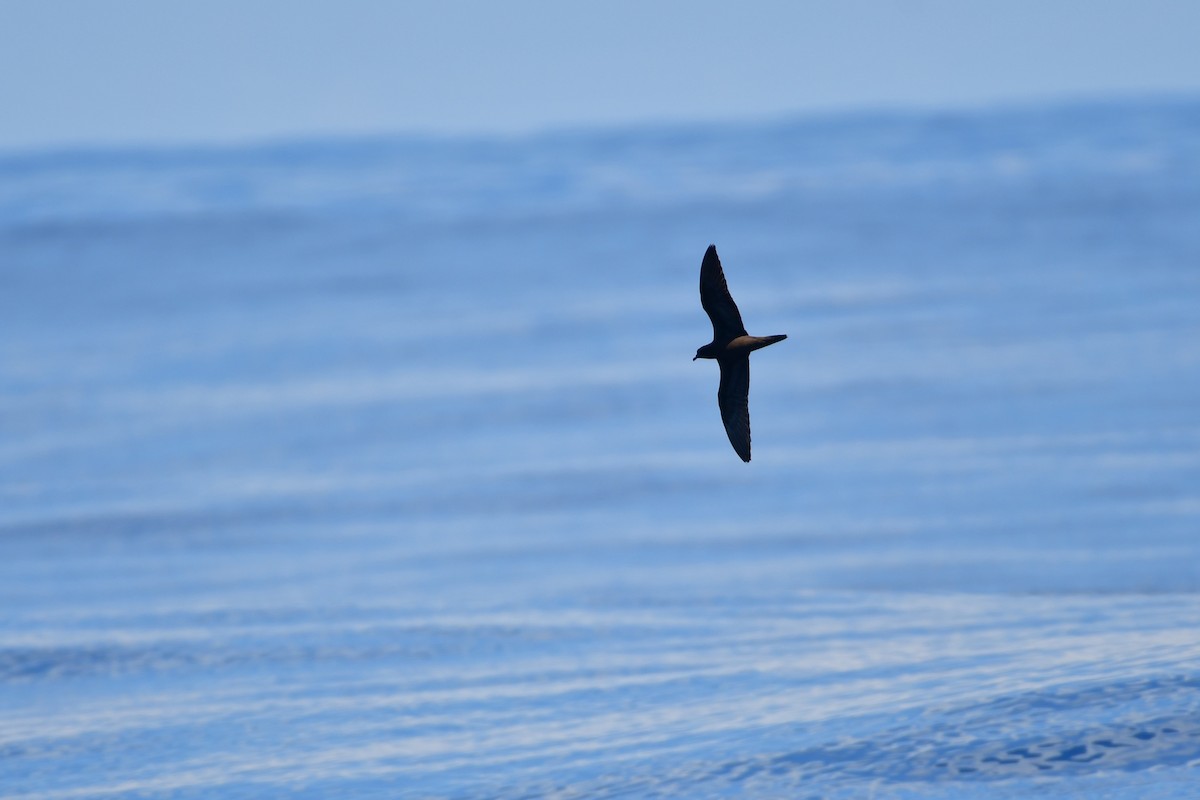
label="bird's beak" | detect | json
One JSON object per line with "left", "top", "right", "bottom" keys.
{"left": 692, "top": 355, "right": 698, "bottom": 361}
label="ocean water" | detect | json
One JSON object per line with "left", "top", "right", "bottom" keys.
{"left": 2, "top": 97, "right": 1199, "bottom": 798}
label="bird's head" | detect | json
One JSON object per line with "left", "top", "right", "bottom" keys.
{"left": 693, "top": 344, "right": 717, "bottom": 361}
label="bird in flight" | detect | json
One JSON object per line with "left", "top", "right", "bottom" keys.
{"left": 693, "top": 245, "right": 787, "bottom": 462}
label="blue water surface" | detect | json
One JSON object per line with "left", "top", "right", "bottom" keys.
{"left": 2, "top": 97, "right": 1200, "bottom": 798}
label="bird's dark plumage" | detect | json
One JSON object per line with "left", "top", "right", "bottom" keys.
{"left": 717, "top": 355, "right": 751, "bottom": 462}
{"left": 694, "top": 245, "right": 787, "bottom": 462}
{"left": 700, "top": 245, "right": 748, "bottom": 342}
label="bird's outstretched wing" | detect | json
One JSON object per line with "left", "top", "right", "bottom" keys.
{"left": 700, "top": 245, "right": 748, "bottom": 343}
{"left": 717, "top": 356, "right": 751, "bottom": 462}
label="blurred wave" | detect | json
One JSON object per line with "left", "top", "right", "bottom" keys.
{"left": 2, "top": 97, "right": 1198, "bottom": 228}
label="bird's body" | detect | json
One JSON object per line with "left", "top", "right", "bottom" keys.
{"left": 693, "top": 245, "right": 787, "bottom": 462}
{"left": 695, "top": 335, "right": 788, "bottom": 360}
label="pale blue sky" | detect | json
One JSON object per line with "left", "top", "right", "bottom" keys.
{"left": 2, "top": 0, "right": 1199, "bottom": 152}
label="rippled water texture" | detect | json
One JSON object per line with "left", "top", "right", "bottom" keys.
{"left": 3, "top": 98, "right": 1200, "bottom": 798}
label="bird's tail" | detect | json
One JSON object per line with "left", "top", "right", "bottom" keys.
{"left": 748, "top": 334, "right": 787, "bottom": 352}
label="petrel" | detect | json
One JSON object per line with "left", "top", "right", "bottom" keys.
{"left": 693, "top": 245, "right": 787, "bottom": 462}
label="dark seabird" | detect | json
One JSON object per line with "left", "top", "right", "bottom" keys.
{"left": 693, "top": 245, "right": 787, "bottom": 462}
